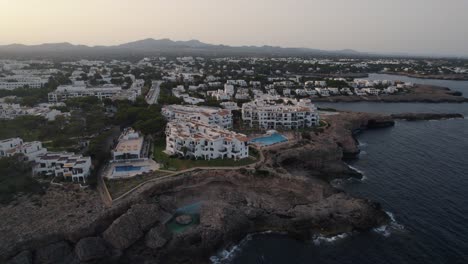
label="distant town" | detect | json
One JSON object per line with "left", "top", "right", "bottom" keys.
{"left": 1, "top": 56, "right": 466, "bottom": 187}
{"left": 1, "top": 54, "right": 467, "bottom": 263}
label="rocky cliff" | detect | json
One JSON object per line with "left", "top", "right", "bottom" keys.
{"left": 4, "top": 170, "right": 389, "bottom": 264}
{"left": 2, "top": 112, "right": 403, "bottom": 264}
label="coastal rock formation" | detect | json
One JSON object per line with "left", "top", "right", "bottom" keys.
{"left": 2, "top": 111, "right": 401, "bottom": 264}
{"left": 3, "top": 169, "right": 390, "bottom": 264}
{"left": 33, "top": 241, "right": 74, "bottom": 264}
{"left": 391, "top": 113, "right": 464, "bottom": 121}
{"left": 262, "top": 112, "right": 395, "bottom": 181}
{"left": 313, "top": 84, "right": 468, "bottom": 103}
{"left": 176, "top": 215, "right": 193, "bottom": 225}
{"left": 74, "top": 237, "right": 109, "bottom": 262}
{"left": 6, "top": 250, "right": 32, "bottom": 264}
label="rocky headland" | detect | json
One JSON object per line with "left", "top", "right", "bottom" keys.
{"left": 3, "top": 111, "right": 463, "bottom": 264}
{"left": 314, "top": 84, "right": 467, "bottom": 103}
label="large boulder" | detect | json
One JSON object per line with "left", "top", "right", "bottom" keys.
{"left": 128, "top": 203, "right": 160, "bottom": 231}
{"left": 145, "top": 226, "right": 171, "bottom": 249}
{"left": 103, "top": 212, "right": 144, "bottom": 250}
{"left": 175, "top": 215, "right": 192, "bottom": 225}
{"left": 7, "top": 250, "right": 32, "bottom": 264}
{"left": 34, "top": 241, "right": 73, "bottom": 264}
{"left": 74, "top": 237, "right": 109, "bottom": 262}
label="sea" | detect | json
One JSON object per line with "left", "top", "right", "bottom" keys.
{"left": 211, "top": 74, "right": 468, "bottom": 264}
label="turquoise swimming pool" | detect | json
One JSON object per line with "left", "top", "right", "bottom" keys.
{"left": 114, "top": 165, "right": 143, "bottom": 172}
{"left": 250, "top": 133, "right": 288, "bottom": 146}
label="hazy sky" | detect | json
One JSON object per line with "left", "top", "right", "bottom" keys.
{"left": 1, "top": 0, "right": 467, "bottom": 55}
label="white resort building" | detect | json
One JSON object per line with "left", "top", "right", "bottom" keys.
{"left": 242, "top": 97, "right": 320, "bottom": 129}
{"left": 48, "top": 84, "right": 123, "bottom": 103}
{"left": 0, "top": 138, "right": 47, "bottom": 161}
{"left": 165, "top": 120, "right": 249, "bottom": 160}
{"left": 112, "top": 128, "right": 145, "bottom": 162}
{"left": 33, "top": 152, "right": 91, "bottom": 183}
{"left": 162, "top": 105, "right": 233, "bottom": 129}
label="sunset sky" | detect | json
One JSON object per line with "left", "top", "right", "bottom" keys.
{"left": 1, "top": 0, "right": 467, "bottom": 55}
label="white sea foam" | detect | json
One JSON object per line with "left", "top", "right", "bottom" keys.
{"left": 210, "top": 235, "right": 252, "bottom": 264}
{"left": 210, "top": 231, "right": 285, "bottom": 264}
{"left": 312, "top": 232, "right": 351, "bottom": 245}
{"left": 373, "top": 211, "right": 405, "bottom": 237}
{"left": 348, "top": 165, "right": 364, "bottom": 175}
{"left": 358, "top": 141, "right": 368, "bottom": 147}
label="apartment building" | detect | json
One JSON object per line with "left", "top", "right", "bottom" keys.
{"left": 162, "top": 105, "right": 233, "bottom": 129}
{"left": 0, "top": 76, "right": 47, "bottom": 90}
{"left": 48, "top": 84, "right": 122, "bottom": 102}
{"left": 242, "top": 97, "right": 320, "bottom": 129}
{"left": 165, "top": 120, "right": 249, "bottom": 160}
{"left": 33, "top": 152, "right": 92, "bottom": 183}
{"left": 0, "top": 138, "right": 47, "bottom": 161}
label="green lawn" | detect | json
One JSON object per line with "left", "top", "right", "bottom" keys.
{"left": 105, "top": 171, "right": 171, "bottom": 199}
{"left": 152, "top": 138, "right": 257, "bottom": 171}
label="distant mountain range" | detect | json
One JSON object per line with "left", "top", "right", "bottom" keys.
{"left": 0, "top": 38, "right": 364, "bottom": 60}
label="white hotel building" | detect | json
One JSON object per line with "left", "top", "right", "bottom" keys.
{"left": 33, "top": 152, "right": 92, "bottom": 183}
{"left": 242, "top": 97, "right": 320, "bottom": 130}
{"left": 162, "top": 105, "right": 233, "bottom": 129}
{"left": 48, "top": 84, "right": 123, "bottom": 103}
{"left": 0, "top": 76, "right": 48, "bottom": 90}
{"left": 165, "top": 120, "right": 249, "bottom": 160}
{"left": 0, "top": 138, "right": 47, "bottom": 161}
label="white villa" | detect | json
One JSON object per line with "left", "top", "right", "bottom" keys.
{"left": 112, "top": 128, "right": 145, "bottom": 162}
{"left": 242, "top": 97, "right": 320, "bottom": 129}
{"left": 0, "top": 103, "right": 67, "bottom": 121}
{"left": 33, "top": 152, "right": 92, "bottom": 183}
{"left": 48, "top": 84, "right": 123, "bottom": 103}
{"left": 162, "top": 105, "right": 233, "bottom": 129}
{"left": 165, "top": 120, "right": 249, "bottom": 160}
{"left": 0, "top": 138, "right": 47, "bottom": 161}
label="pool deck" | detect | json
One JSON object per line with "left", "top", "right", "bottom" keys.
{"left": 103, "top": 159, "right": 160, "bottom": 180}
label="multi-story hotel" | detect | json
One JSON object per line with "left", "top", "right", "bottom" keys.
{"left": 33, "top": 152, "right": 92, "bottom": 183}
{"left": 162, "top": 105, "right": 233, "bottom": 129}
{"left": 165, "top": 120, "right": 249, "bottom": 160}
{"left": 242, "top": 97, "right": 320, "bottom": 129}
{"left": 48, "top": 84, "right": 123, "bottom": 103}
{"left": 0, "top": 76, "right": 47, "bottom": 90}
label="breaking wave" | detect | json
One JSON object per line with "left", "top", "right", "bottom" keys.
{"left": 373, "top": 211, "right": 405, "bottom": 237}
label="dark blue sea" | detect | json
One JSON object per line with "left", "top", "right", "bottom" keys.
{"left": 212, "top": 75, "right": 468, "bottom": 264}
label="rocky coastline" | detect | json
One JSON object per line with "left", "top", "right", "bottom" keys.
{"left": 3, "top": 111, "right": 462, "bottom": 264}
{"left": 383, "top": 72, "right": 468, "bottom": 81}
{"left": 313, "top": 84, "right": 468, "bottom": 103}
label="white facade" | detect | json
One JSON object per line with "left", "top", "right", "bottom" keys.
{"left": 33, "top": 152, "right": 91, "bottom": 183}
{"left": 165, "top": 120, "right": 249, "bottom": 160}
{"left": 112, "top": 128, "right": 145, "bottom": 162}
{"left": 0, "top": 76, "right": 47, "bottom": 90}
{"left": 242, "top": 97, "right": 320, "bottom": 129}
{"left": 0, "top": 103, "right": 67, "bottom": 121}
{"left": 48, "top": 84, "right": 122, "bottom": 102}
{"left": 162, "top": 105, "right": 233, "bottom": 129}
{"left": 224, "top": 84, "right": 235, "bottom": 96}
{"left": 0, "top": 138, "right": 47, "bottom": 161}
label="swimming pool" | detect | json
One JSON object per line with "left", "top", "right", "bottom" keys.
{"left": 114, "top": 165, "right": 143, "bottom": 172}
{"left": 250, "top": 133, "right": 288, "bottom": 146}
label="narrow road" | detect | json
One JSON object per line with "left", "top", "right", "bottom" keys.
{"left": 145, "top": 80, "right": 162, "bottom": 105}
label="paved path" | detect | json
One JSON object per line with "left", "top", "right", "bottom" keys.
{"left": 100, "top": 146, "right": 265, "bottom": 205}
{"left": 145, "top": 80, "right": 162, "bottom": 105}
